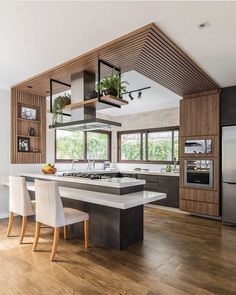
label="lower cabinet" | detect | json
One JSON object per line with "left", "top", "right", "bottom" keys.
{"left": 136, "top": 174, "right": 179, "bottom": 208}
{"left": 179, "top": 187, "right": 220, "bottom": 217}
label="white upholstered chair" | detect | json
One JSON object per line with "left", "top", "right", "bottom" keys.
{"left": 7, "top": 176, "right": 35, "bottom": 243}
{"left": 33, "top": 179, "right": 89, "bottom": 261}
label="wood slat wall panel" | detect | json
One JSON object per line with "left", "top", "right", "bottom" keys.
{"left": 11, "top": 89, "right": 46, "bottom": 164}
{"left": 12, "top": 23, "right": 219, "bottom": 97}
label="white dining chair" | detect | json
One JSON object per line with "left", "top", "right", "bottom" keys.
{"left": 7, "top": 176, "right": 35, "bottom": 244}
{"left": 32, "top": 179, "right": 89, "bottom": 262}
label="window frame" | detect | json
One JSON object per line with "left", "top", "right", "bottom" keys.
{"left": 55, "top": 129, "right": 111, "bottom": 163}
{"left": 117, "top": 126, "right": 179, "bottom": 164}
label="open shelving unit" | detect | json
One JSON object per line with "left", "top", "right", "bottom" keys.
{"left": 11, "top": 88, "right": 46, "bottom": 164}
{"left": 64, "top": 95, "right": 128, "bottom": 111}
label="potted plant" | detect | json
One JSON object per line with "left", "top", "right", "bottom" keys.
{"left": 96, "top": 73, "right": 128, "bottom": 98}
{"left": 52, "top": 93, "right": 71, "bottom": 124}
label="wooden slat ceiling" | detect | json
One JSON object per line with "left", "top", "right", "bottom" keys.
{"left": 12, "top": 23, "right": 219, "bottom": 97}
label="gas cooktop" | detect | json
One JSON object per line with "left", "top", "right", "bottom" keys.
{"left": 61, "top": 172, "right": 102, "bottom": 180}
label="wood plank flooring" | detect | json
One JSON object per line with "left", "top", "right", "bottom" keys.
{"left": 0, "top": 207, "right": 236, "bottom": 295}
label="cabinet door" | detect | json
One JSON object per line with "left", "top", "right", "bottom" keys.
{"left": 154, "top": 176, "right": 179, "bottom": 208}
{"left": 180, "top": 93, "right": 219, "bottom": 136}
{"left": 221, "top": 87, "right": 236, "bottom": 126}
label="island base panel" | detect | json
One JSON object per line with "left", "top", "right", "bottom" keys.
{"left": 61, "top": 198, "right": 144, "bottom": 250}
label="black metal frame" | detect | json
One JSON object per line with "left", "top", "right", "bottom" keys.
{"left": 122, "top": 86, "right": 151, "bottom": 95}
{"left": 49, "top": 78, "right": 71, "bottom": 117}
{"left": 97, "top": 59, "right": 122, "bottom": 108}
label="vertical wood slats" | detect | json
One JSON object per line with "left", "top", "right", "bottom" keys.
{"left": 11, "top": 23, "right": 219, "bottom": 97}
{"left": 179, "top": 92, "right": 220, "bottom": 217}
{"left": 11, "top": 88, "right": 46, "bottom": 164}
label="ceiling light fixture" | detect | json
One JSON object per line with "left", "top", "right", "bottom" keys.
{"left": 198, "top": 21, "right": 210, "bottom": 30}
{"left": 137, "top": 91, "right": 142, "bottom": 99}
{"left": 129, "top": 93, "right": 134, "bottom": 100}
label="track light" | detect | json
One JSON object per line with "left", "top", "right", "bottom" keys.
{"left": 137, "top": 91, "right": 142, "bottom": 99}
{"left": 129, "top": 93, "right": 134, "bottom": 100}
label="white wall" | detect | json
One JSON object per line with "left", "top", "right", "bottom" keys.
{"left": 0, "top": 89, "right": 10, "bottom": 218}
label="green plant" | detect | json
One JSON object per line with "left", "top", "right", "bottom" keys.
{"left": 96, "top": 73, "right": 128, "bottom": 97}
{"left": 52, "top": 93, "right": 71, "bottom": 124}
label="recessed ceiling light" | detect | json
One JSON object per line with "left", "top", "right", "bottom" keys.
{"left": 27, "top": 85, "right": 32, "bottom": 88}
{"left": 198, "top": 21, "right": 210, "bottom": 30}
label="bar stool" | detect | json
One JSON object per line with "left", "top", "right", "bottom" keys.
{"left": 7, "top": 176, "right": 35, "bottom": 243}
{"left": 32, "top": 179, "right": 89, "bottom": 262}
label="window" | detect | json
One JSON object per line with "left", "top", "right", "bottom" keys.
{"left": 120, "top": 133, "right": 142, "bottom": 161}
{"left": 87, "top": 132, "right": 110, "bottom": 160}
{"left": 118, "top": 127, "right": 179, "bottom": 163}
{"left": 56, "top": 130, "right": 111, "bottom": 162}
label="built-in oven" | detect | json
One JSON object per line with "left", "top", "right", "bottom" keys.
{"left": 184, "top": 160, "right": 213, "bottom": 189}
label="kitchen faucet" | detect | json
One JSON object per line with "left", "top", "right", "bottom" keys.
{"left": 173, "top": 157, "right": 177, "bottom": 173}
{"left": 72, "top": 159, "right": 79, "bottom": 172}
{"left": 87, "top": 158, "right": 91, "bottom": 171}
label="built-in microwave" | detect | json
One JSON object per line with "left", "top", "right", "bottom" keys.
{"left": 184, "top": 160, "right": 213, "bottom": 189}
{"left": 184, "top": 139, "right": 212, "bottom": 154}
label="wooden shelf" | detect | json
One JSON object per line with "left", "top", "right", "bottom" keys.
{"left": 99, "top": 95, "right": 128, "bottom": 106}
{"left": 17, "top": 118, "right": 40, "bottom": 123}
{"left": 12, "top": 89, "right": 46, "bottom": 164}
{"left": 17, "top": 135, "right": 41, "bottom": 139}
{"left": 18, "top": 152, "right": 41, "bottom": 154}
{"left": 64, "top": 98, "right": 97, "bottom": 110}
{"left": 64, "top": 95, "right": 128, "bottom": 110}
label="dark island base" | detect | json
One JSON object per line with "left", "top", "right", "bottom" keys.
{"left": 62, "top": 198, "right": 144, "bottom": 250}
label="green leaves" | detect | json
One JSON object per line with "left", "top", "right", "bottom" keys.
{"left": 96, "top": 74, "right": 128, "bottom": 97}
{"left": 52, "top": 93, "right": 71, "bottom": 124}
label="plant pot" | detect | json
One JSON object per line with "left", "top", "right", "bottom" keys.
{"left": 104, "top": 89, "right": 118, "bottom": 97}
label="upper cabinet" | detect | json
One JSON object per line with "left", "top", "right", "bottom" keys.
{"left": 180, "top": 91, "right": 220, "bottom": 137}
{"left": 221, "top": 86, "right": 236, "bottom": 126}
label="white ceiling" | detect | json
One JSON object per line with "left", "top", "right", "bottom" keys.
{"left": 0, "top": 1, "right": 236, "bottom": 114}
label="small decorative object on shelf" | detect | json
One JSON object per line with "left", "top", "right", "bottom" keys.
{"left": 42, "top": 163, "right": 57, "bottom": 174}
{"left": 18, "top": 137, "right": 30, "bottom": 152}
{"left": 20, "top": 105, "right": 37, "bottom": 120}
{"left": 32, "top": 147, "right": 40, "bottom": 153}
{"left": 52, "top": 93, "right": 71, "bottom": 124}
{"left": 28, "top": 127, "right": 36, "bottom": 137}
{"left": 96, "top": 73, "right": 128, "bottom": 98}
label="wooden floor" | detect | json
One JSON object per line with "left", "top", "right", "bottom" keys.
{"left": 1, "top": 208, "right": 236, "bottom": 295}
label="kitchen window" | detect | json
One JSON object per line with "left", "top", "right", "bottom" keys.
{"left": 118, "top": 127, "right": 179, "bottom": 164}
{"left": 55, "top": 130, "right": 111, "bottom": 162}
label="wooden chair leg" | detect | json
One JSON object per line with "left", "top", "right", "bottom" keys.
{"left": 50, "top": 227, "right": 60, "bottom": 262}
{"left": 84, "top": 220, "right": 89, "bottom": 249}
{"left": 63, "top": 226, "right": 67, "bottom": 240}
{"left": 6, "top": 212, "right": 14, "bottom": 237}
{"left": 19, "top": 216, "right": 28, "bottom": 244}
{"left": 32, "top": 222, "right": 41, "bottom": 251}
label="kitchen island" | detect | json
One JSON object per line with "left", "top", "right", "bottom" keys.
{"left": 8, "top": 172, "right": 166, "bottom": 250}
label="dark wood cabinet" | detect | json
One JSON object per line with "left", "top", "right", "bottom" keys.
{"left": 136, "top": 174, "right": 179, "bottom": 208}
{"left": 221, "top": 86, "right": 236, "bottom": 126}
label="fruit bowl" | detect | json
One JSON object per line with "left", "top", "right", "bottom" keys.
{"left": 42, "top": 164, "right": 57, "bottom": 175}
{"left": 42, "top": 167, "right": 57, "bottom": 174}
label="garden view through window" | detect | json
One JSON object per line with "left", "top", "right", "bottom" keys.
{"left": 118, "top": 127, "right": 179, "bottom": 163}
{"left": 56, "top": 130, "right": 110, "bottom": 161}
